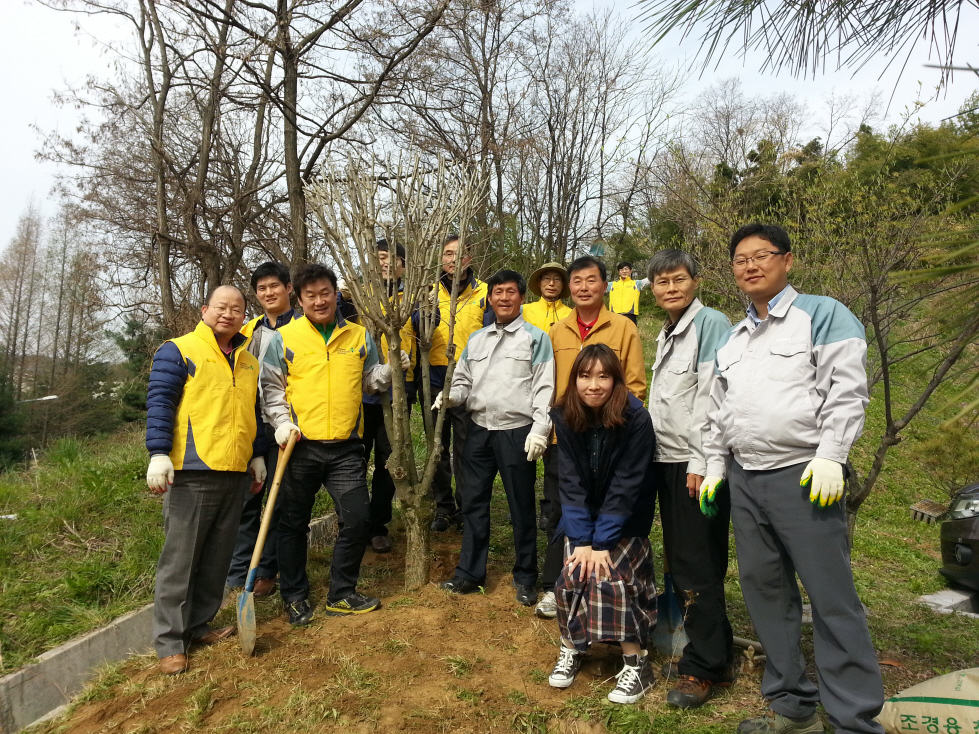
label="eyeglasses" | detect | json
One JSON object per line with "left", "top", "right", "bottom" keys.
{"left": 732, "top": 251, "right": 785, "bottom": 269}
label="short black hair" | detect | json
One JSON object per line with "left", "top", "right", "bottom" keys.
{"left": 376, "top": 238, "right": 406, "bottom": 265}
{"left": 442, "top": 234, "right": 471, "bottom": 253}
{"left": 648, "top": 249, "right": 699, "bottom": 280}
{"left": 729, "top": 224, "right": 791, "bottom": 259}
{"left": 250, "top": 261, "right": 291, "bottom": 292}
{"left": 567, "top": 256, "right": 607, "bottom": 282}
{"left": 616, "top": 261, "right": 632, "bottom": 271}
{"left": 486, "top": 269, "right": 526, "bottom": 297}
{"left": 204, "top": 284, "right": 245, "bottom": 306}
{"left": 293, "top": 263, "right": 338, "bottom": 294}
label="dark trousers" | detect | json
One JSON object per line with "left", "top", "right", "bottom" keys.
{"left": 622, "top": 313, "right": 638, "bottom": 325}
{"left": 456, "top": 422, "right": 538, "bottom": 586}
{"left": 654, "top": 461, "right": 734, "bottom": 681}
{"left": 227, "top": 437, "right": 281, "bottom": 587}
{"left": 277, "top": 439, "right": 370, "bottom": 604}
{"left": 363, "top": 403, "right": 396, "bottom": 538}
{"left": 153, "top": 470, "right": 245, "bottom": 657}
{"left": 541, "top": 446, "right": 564, "bottom": 590}
{"left": 729, "top": 459, "right": 884, "bottom": 734}
{"left": 432, "top": 404, "right": 469, "bottom": 517}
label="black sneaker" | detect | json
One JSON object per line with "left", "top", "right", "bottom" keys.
{"left": 322, "top": 592, "right": 380, "bottom": 616}
{"left": 513, "top": 581, "right": 538, "bottom": 606}
{"left": 286, "top": 598, "right": 313, "bottom": 626}
{"left": 607, "top": 652, "right": 655, "bottom": 703}
{"left": 431, "top": 513, "right": 452, "bottom": 532}
{"left": 548, "top": 645, "right": 582, "bottom": 688}
{"left": 439, "top": 576, "right": 481, "bottom": 594}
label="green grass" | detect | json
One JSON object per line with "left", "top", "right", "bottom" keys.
{"left": 0, "top": 425, "right": 163, "bottom": 671}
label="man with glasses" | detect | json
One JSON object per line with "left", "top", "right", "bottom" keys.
{"left": 700, "top": 224, "right": 883, "bottom": 734}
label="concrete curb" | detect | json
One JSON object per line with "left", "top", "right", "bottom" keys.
{"left": 0, "top": 512, "right": 338, "bottom": 733}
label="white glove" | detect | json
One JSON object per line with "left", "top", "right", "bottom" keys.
{"left": 524, "top": 433, "right": 548, "bottom": 462}
{"left": 146, "top": 454, "right": 174, "bottom": 494}
{"left": 400, "top": 350, "right": 411, "bottom": 370}
{"left": 698, "top": 475, "right": 724, "bottom": 518}
{"left": 432, "top": 391, "right": 444, "bottom": 411}
{"left": 248, "top": 456, "right": 266, "bottom": 489}
{"left": 274, "top": 422, "right": 301, "bottom": 447}
{"left": 801, "top": 458, "right": 844, "bottom": 507}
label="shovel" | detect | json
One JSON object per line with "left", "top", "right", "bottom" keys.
{"left": 237, "top": 431, "right": 298, "bottom": 656}
{"left": 652, "top": 558, "right": 689, "bottom": 656}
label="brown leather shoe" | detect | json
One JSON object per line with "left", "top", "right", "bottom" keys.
{"left": 370, "top": 535, "right": 392, "bottom": 553}
{"left": 159, "top": 654, "right": 188, "bottom": 675}
{"left": 253, "top": 577, "right": 277, "bottom": 597}
{"left": 666, "top": 675, "right": 713, "bottom": 709}
{"left": 192, "top": 625, "right": 236, "bottom": 646}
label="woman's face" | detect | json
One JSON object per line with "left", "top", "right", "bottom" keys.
{"left": 576, "top": 359, "right": 615, "bottom": 409}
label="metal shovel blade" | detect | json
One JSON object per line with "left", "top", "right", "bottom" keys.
{"left": 237, "top": 586, "right": 257, "bottom": 656}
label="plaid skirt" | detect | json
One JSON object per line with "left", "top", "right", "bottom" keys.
{"left": 556, "top": 536, "right": 658, "bottom": 652}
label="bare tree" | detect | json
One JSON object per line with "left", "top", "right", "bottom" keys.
{"left": 306, "top": 155, "right": 486, "bottom": 590}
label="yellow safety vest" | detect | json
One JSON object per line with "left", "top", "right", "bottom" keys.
{"left": 522, "top": 298, "right": 571, "bottom": 333}
{"left": 609, "top": 278, "right": 641, "bottom": 316}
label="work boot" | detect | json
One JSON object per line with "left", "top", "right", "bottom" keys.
{"left": 737, "top": 711, "right": 824, "bottom": 734}
{"left": 323, "top": 591, "right": 381, "bottom": 616}
{"left": 548, "top": 645, "right": 582, "bottom": 688}
{"left": 535, "top": 591, "right": 557, "bottom": 619}
{"left": 192, "top": 625, "right": 236, "bottom": 646}
{"left": 431, "top": 513, "right": 452, "bottom": 532}
{"left": 159, "top": 654, "right": 188, "bottom": 675}
{"left": 667, "top": 675, "right": 713, "bottom": 709}
{"left": 253, "top": 577, "right": 277, "bottom": 597}
{"left": 286, "top": 598, "right": 314, "bottom": 626}
{"left": 607, "top": 651, "right": 655, "bottom": 704}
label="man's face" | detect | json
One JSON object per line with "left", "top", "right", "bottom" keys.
{"left": 488, "top": 281, "right": 524, "bottom": 323}
{"left": 201, "top": 286, "right": 246, "bottom": 340}
{"left": 378, "top": 250, "right": 405, "bottom": 282}
{"left": 651, "top": 267, "right": 699, "bottom": 317}
{"left": 732, "top": 235, "right": 792, "bottom": 301}
{"left": 569, "top": 266, "right": 605, "bottom": 310}
{"left": 298, "top": 278, "right": 338, "bottom": 325}
{"left": 441, "top": 240, "right": 471, "bottom": 276}
{"left": 618, "top": 266, "right": 632, "bottom": 280}
{"left": 539, "top": 271, "right": 565, "bottom": 301}
{"left": 255, "top": 276, "right": 292, "bottom": 315}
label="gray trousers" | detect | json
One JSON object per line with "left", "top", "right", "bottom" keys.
{"left": 729, "top": 459, "right": 884, "bottom": 734}
{"left": 153, "top": 470, "right": 246, "bottom": 657}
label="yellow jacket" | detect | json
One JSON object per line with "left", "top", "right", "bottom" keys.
{"left": 147, "top": 321, "right": 260, "bottom": 472}
{"left": 608, "top": 278, "right": 647, "bottom": 316}
{"left": 260, "top": 314, "right": 389, "bottom": 441}
{"left": 522, "top": 298, "right": 572, "bottom": 333}
{"left": 438, "top": 273, "right": 489, "bottom": 358}
{"left": 549, "top": 307, "right": 647, "bottom": 403}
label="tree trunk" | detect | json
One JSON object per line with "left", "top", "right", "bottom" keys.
{"left": 401, "top": 504, "right": 432, "bottom": 590}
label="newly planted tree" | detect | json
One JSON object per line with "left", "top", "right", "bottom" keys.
{"left": 306, "top": 155, "right": 486, "bottom": 589}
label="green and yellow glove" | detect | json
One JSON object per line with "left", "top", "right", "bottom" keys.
{"left": 800, "top": 458, "right": 844, "bottom": 507}
{"left": 698, "top": 476, "right": 725, "bottom": 518}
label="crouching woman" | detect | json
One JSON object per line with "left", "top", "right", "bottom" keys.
{"left": 548, "top": 343, "right": 658, "bottom": 704}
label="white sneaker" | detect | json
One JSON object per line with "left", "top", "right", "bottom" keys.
{"left": 536, "top": 591, "right": 557, "bottom": 619}
{"left": 607, "top": 652, "right": 655, "bottom": 704}
{"left": 548, "top": 645, "right": 582, "bottom": 688}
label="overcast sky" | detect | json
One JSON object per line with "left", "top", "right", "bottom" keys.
{"left": 1, "top": 0, "right": 976, "bottom": 251}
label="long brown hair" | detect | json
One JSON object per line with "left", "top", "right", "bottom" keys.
{"left": 557, "top": 344, "right": 630, "bottom": 432}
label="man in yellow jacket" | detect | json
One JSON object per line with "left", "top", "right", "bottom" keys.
{"left": 430, "top": 235, "right": 493, "bottom": 532}
{"left": 260, "top": 264, "right": 395, "bottom": 626}
{"left": 522, "top": 262, "right": 572, "bottom": 333}
{"left": 607, "top": 261, "right": 650, "bottom": 324}
{"left": 535, "top": 256, "right": 647, "bottom": 620}
{"left": 146, "top": 285, "right": 267, "bottom": 675}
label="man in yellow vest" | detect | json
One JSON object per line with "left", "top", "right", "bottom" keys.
{"left": 607, "top": 261, "right": 650, "bottom": 324}
{"left": 521, "top": 262, "right": 571, "bottom": 530}
{"left": 146, "top": 285, "right": 267, "bottom": 675}
{"left": 260, "top": 264, "right": 395, "bottom": 626}
{"left": 430, "top": 235, "right": 493, "bottom": 532}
